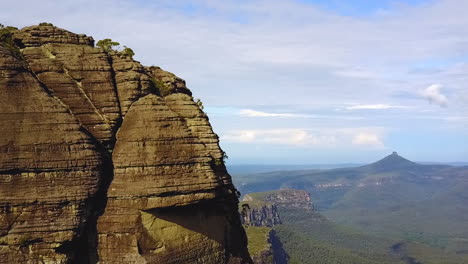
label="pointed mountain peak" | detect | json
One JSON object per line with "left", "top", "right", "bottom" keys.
{"left": 381, "top": 151, "right": 411, "bottom": 162}
{"left": 363, "top": 152, "right": 419, "bottom": 171}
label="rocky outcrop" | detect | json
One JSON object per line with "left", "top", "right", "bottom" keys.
{"left": 0, "top": 23, "right": 251, "bottom": 264}
{"left": 260, "top": 190, "right": 313, "bottom": 211}
{"left": 240, "top": 189, "right": 314, "bottom": 264}
{"left": 240, "top": 189, "right": 313, "bottom": 228}
{"left": 240, "top": 203, "right": 281, "bottom": 227}
{"left": 18, "top": 26, "right": 121, "bottom": 148}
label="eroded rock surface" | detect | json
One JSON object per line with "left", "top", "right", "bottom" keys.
{"left": 240, "top": 204, "right": 281, "bottom": 228}
{"left": 0, "top": 23, "right": 251, "bottom": 264}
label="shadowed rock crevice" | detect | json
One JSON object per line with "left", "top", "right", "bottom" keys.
{"left": 270, "top": 230, "right": 289, "bottom": 264}
{"left": 137, "top": 201, "right": 231, "bottom": 263}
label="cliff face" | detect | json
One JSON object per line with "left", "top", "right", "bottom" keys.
{"left": 240, "top": 189, "right": 311, "bottom": 228}
{"left": 248, "top": 229, "right": 288, "bottom": 264}
{"left": 0, "top": 23, "right": 251, "bottom": 264}
{"left": 260, "top": 190, "right": 313, "bottom": 211}
{"left": 240, "top": 203, "right": 281, "bottom": 227}
{"left": 240, "top": 189, "right": 315, "bottom": 264}
{"left": 243, "top": 190, "right": 313, "bottom": 212}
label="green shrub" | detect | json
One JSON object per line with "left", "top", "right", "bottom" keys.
{"left": 214, "top": 158, "right": 223, "bottom": 167}
{"left": 222, "top": 151, "right": 229, "bottom": 161}
{"left": 196, "top": 98, "right": 204, "bottom": 110}
{"left": 39, "top": 22, "right": 54, "bottom": 26}
{"left": 96, "top": 38, "right": 120, "bottom": 52}
{"left": 119, "top": 45, "right": 135, "bottom": 59}
{"left": 151, "top": 77, "right": 170, "bottom": 96}
{"left": 212, "top": 151, "right": 229, "bottom": 167}
{"left": 0, "top": 25, "right": 21, "bottom": 59}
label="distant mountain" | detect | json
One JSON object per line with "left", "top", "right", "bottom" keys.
{"left": 233, "top": 153, "right": 468, "bottom": 257}
{"left": 361, "top": 152, "right": 420, "bottom": 171}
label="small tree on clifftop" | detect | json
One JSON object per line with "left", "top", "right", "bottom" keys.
{"left": 96, "top": 38, "right": 120, "bottom": 52}
{"left": 119, "top": 46, "right": 135, "bottom": 59}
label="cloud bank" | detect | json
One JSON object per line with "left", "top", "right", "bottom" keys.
{"left": 352, "top": 133, "right": 385, "bottom": 147}
{"left": 239, "top": 109, "right": 307, "bottom": 118}
{"left": 221, "top": 128, "right": 385, "bottom": 149}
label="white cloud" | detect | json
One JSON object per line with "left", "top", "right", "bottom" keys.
{"left": 346, "top": 104, "right": 410, "bottom": 110}
{"left": 421, "top": 84, "right": 448, "bottom": 107}
{"left": 221, "top": 129, "right": 336, "bottom": 146}
{"left": 352, "top": 133, "right": 385, "bottom": 148}
{"left": 206, "top": 107, "right": 366, "bottom": 120}
{"left": 221, "top": 128, "right": 385, "bottom": 148}
{"left": 239, "top": 109, "right": 306, "bottom": 118}
{"left": 222, "top": 130, "right": 258, "bottom": 143}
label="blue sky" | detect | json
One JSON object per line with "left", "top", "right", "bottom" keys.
{"left": 299, "top": 0, "right": 432, "bottom": 16}
{"left": 2, "top": 0, "right": 467, "bottom": 164}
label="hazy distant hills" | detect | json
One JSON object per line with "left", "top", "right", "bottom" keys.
{"left": 227, "top": 163, "right": 362, "bottom": 174}
{"left": 228, "top": 158, "right": 467, "bottom": 175}
{"left": 232, "top": 152, "right": 468, "bottom": 257}
{"left": 233, "top": 152, "right": 468, "bottom": 210}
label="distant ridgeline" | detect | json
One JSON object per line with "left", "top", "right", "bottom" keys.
{"left": 237, "top": 153, "right": 468, "bottom": 264}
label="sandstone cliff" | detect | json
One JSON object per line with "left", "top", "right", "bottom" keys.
{"left": 0, "top": 23, "right": 252, "bottom": 264}
{"left": 240, "top": 189, "right": 315, "bottom": 264}
{"left": 240, "top": 203, "right": 281, "bottom": 227}
{"left": 244, "top": 190, "right": 313, "bottom": 212}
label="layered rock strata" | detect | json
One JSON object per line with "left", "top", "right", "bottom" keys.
{"left": 0, "top": 23, "right": 251, "bottom": 264}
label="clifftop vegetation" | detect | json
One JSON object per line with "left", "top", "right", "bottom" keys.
{"left": 96, "top": 38, "right": 135, "bottom": 58}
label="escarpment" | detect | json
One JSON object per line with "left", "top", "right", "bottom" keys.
{"left": 240, "top": 189, "right": 315, "bottom": 264}
{"left": 240, "top": 189, "right": 313, "bottom": 230}
{"left": 0, "top": 23, "right": 252, "bottom": 264}
{"left": 256, "top": 190, "right": 314, "bottom": 211}
{"left": 244, "top": 228, "right": 288, "bottom": 264}
{"left": 240, "top": 203, "right": 281, "bottom": 227}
